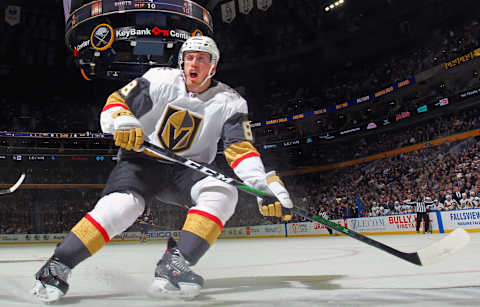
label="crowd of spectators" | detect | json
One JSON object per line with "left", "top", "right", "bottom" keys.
{"left": 236, "top": 10, "right": 480, "bottom": 122}
{"left": 327, "top": 105, "right": 479, "bottom": 162}
{"left": 2, "top": 85, "right": 480, "bottom": 232}
{"left": 0, "top": 189, "right": 99, "bottom": 234}
{"left": 1, "top": 2, "right": 478, "bottom": 133}
{"left": 2, "top": 1, "right": 480, "bottom": 235}
{"left": 0, "top": 184, "right": 264, "bottom": 234}
{"left": 256, "top": 103, "right": 480, "bottom": 173}
{"left": 284, "top": 137, "right": 480, "bottom": 221}
{"left": 0, "top": 159, "right": 114, "bottom": 185}
{"left": 1, "top": 130, "right": 479, "bottom": 233}
{"left": 3, "top": 141, "right": 479, "bottom": 234}
{"left": 0, "top": 192, "right": 32, "bottom": 234}
{"left": 0, "top": 96, "right": 102, "bottom": 133}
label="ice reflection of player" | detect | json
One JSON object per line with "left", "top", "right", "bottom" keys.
{"left": 138, "top": 208, "right": 153, "bottom": 243}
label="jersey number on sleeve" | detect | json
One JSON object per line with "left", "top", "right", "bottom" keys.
{"left": 242, "top": 121, "right": 253, "bottom": 142}
{"left": 120, "top": 79, "right": 138, "bottom": 98}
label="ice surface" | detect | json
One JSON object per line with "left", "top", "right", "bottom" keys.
{"left": 0, "top": 233, "right": 479, "bottom": 306}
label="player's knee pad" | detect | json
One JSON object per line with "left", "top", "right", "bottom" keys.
{"left": 191, "top": 177, "right": 238, "bottom": 225}
{"left": 88, "top": 191, "right": 145, "bottom": 239}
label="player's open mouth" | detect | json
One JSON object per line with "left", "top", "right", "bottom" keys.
{"left": 189, "top": 71, "right": 198, "bottom": 79}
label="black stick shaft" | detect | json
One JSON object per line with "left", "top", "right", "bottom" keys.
{"left": 142, "top": 141, "right": 421, "bottom": 265}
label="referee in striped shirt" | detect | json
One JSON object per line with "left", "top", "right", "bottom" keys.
{"left": 319, "top": 206, "right": 333, "bottom": 235}
{"left": 415, "top": 194, "right": 430, "bottom": 233}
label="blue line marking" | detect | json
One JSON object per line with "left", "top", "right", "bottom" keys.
{"left": 435, "top": 211, "right": 444, "bottom": 233}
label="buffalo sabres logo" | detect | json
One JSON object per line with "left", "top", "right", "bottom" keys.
{"left": 158, "top": 106, "right": 202, "bottom": 153}
{"left": 90, "top": 23, "right": 114, "bottom": 51}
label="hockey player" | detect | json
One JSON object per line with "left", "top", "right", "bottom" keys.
{"left": 444, "top": 194, "right": 458, "bottom": 210}
{"left": 433, "top": 199, "right": 445, "bottom": 211}
{"left": 393, "top": 201, "right": 401, "bottom": 214}
{"left": 31, "top": 36, "right": 293, "bottom": 303}
{"left": 459, "top": 192, "right": 472, "bottom": 209}
{"left": 468, "top": 190, "right": 478, "bottom": 208}
{"left": 137, "top": 207, "right": 154, "bottom": 243}
{"left": 471, "top": 190, "right": 480, "bottom": 208}
{"left": 402, "top": 195, "right": 415, "bottom": 213}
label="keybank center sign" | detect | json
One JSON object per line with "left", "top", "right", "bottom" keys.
{"left": 115, "top": 26, "right": 191, "bottom": 40}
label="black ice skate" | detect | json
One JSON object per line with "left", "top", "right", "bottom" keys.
{"left": 31, "top": 256, "right": 71, "bottom": 303}
{"left": 148, "top": 237, "right": 204, "bottom": 299}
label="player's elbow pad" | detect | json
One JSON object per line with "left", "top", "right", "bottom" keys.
{"left": 233, "top": 155, "right": 268, "bottom": 190}
{"left": 100, "top": 110, "right": 115, "bottom": 134}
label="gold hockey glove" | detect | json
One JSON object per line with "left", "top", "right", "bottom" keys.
{"left": 257, "top": 171, "right": 294, "bottom": 222}
{"left": 113, "top": 110, "right": 144, "bottom": 151}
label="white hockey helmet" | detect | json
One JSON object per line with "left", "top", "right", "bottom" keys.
{"left": 178, "top": 36, "right": 220, "bottom": 75}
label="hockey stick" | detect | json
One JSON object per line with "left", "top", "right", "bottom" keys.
{"left": 0, "top": 173, "right": 25, "bottom": 195}
{"left": 136, "top": 220, "right": 165, "bottom": 230}
{"left": 141, "top": 141, "right": 470, "bottom": 266}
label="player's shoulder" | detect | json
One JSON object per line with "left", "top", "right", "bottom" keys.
{"left": 214, "top": 81, "right": 244, "bottom": 100}
{"left": 212, "top": 81, "right": 247, "bottom": 110}
{"left": 142, "top": 67, "right": 183, "bottom": 86}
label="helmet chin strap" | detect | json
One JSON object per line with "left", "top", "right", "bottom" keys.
{"left": 196, "top": 63, "right": 216, "bottom": 90}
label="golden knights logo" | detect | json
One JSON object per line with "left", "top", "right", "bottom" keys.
{"left": 158, "top": 106, "right": 202, "bottom": 153}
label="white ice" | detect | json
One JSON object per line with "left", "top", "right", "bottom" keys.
{"left": 0, "top": 232, "right": 479, "bottom": 306}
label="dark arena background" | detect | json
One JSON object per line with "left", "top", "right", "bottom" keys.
{"left": 1, "top": 1, "right": 480, "bottom": 306}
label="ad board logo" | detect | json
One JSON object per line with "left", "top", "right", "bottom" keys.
{"left": 115, "top": 27, "right": 191, "bottom": 41}
{"left": 73, "top": 40, "right": 90, "bottom": 56}
{"left": 291, "top": 223, "right": 308, "bottom": 234}
{"left": 91, "top": 1, "right": 102, "bottom": 17}
{"left": 115, "top": 1, "right": 132, "bottom": 7}
{"left": 90, "top": 23, "right": 115, "bottom": 51}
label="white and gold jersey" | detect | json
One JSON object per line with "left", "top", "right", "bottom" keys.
{"left": 444, "top": 199, "right": 458, "bottom": 210}
{"left": 100, "top": 67, "right": 259, "bottom": 167}
{"left": 435, "top": 202, "right": 445, "bottom": 211}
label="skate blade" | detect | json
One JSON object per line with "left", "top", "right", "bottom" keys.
{"left": 31, "top": 281, "right": 65, "bottom": 304}
{"left": 147, "top": 278, "right": 201, "bottom": 300}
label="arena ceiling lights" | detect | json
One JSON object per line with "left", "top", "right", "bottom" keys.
{"left": 325, "top": 0, "right": 344, "bottom": 12}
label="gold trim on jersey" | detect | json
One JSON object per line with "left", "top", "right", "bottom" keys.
{"left": 224, "top": 141, "right": 259, "bottom": 167}
{"left": 71, "top": 217, "right": 106, "bottom": 255}
{"left": 158, "top": 106, "right": 202, "bottom": 153}
{"left": 105, "top": 92, "right": 129, "bottom": 109}
{"left": 112, "top": 109, "right": 134, "bottom": 118}
{"left": 266, "top": 175, "right": 284, "bottom": 187}
{"left": 182, "top": 213, "right": 221, "bottom": 245}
